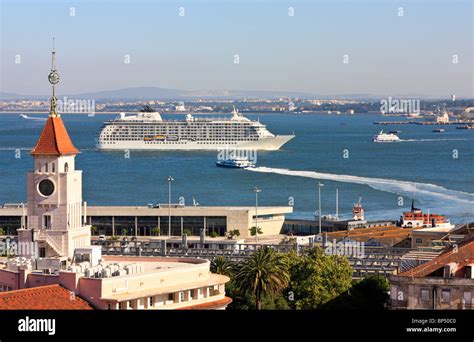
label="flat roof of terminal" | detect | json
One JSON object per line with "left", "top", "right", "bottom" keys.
{"left": 0, "top": 205, "right": 292, "bottom": 215}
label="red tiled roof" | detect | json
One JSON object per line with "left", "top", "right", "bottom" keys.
{"left": 400, "top": 235, "right": 474, "bottom": 277}
{"left": 30, "top": 116, "right": 79, "bottom": 156}
{"left": 178, "top": 297, "right": 233, "bottom": 310}
{"left": 0, "top": 285, "right": 93, "bottom": 310}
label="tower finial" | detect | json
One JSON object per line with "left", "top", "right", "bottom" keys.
{"left": 48, "top": 37, "right": 60, "bottom": 117}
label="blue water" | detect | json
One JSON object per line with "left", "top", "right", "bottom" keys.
{"left": 0, "top": 113, "right": 473, "bottom": 223}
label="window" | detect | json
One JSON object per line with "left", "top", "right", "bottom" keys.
{"left": 51, "top": 162, "right": 55, "bottom": 173}
{"left": 463, "top": 291, "right": 472, "bottom": 305}
{"left": 43, "top": 215, "right": 51, "bottom": 229}
{"left": 45, "top": 163, "right": 48, "bottom": 173}
{"left": 148, "top": 296, "right": 154, "bottom": 307}
{"left": 179, "top": 291, "right": 185, "bottom": 302}
{"left": 441, "top": 290, "right": 451, "bottom": 304}
{"left": 420, "top": 289, "right": 430, "bottom": 302}
{"left": 64, "top": 163, "right": 69, "bottom": 172}
{"left": 167, "top": 293, "right": 173, "bottom": 301}
{"left": 415, "top": 238, "right": 423, "bottom": 244}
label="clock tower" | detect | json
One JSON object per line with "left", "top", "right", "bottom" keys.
{"left": 17, "top": 42, "right": 91, "bottom": 259}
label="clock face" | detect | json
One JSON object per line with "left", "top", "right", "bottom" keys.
{"left": 38, "top": 179, "right": 55, "bottom": 197}
{"left": 48, "top": 71, "right": 60, "bottom": 85}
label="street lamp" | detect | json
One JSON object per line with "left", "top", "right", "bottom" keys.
{"left": 167, "top": 176, "right": 174, "bottom": 236}
{"left": 253, "top": 187, "right": 261, "bottom": 244}
{"left": 317, "top": 182, "right": 324, "bottom": 234}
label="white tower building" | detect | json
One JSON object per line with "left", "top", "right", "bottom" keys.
{"left": 17, "top": 44, "right": 91, "bottom": 259}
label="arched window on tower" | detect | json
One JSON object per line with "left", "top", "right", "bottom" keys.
{"left": 45, "top": 163, "right": 48, "bottom": 173}
{"left": 52, "top": 162, "right": 55, "bottom": 173}
{"left": 38, "top": 163, "right": 42, "bottom": 173}
{"left": 64, "top": 162, "right": 69, "bottom": 172}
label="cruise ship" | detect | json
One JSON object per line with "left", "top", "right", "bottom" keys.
{"left": 96, "top": 107, "right": 294, "bottom": 151}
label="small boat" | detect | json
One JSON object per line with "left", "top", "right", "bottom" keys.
{"left": 456, "top": 125, "right": 474, "bottom": 130}
{"left": 433, "top": 128, "right": 445, "bottom": 133}
{"left": 389, "top": 130, "right": 401, "bottom": 134}
{"left": 19, "top": 114, "right": 47, "bottom": 121}
{"left": 215, "top": 158, "right": 255, "bottom": 169}
{"left": 373, "top": 130, "right": 401, "bottom": 143}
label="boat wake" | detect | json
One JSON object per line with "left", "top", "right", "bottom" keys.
{"left": 400, "top": 138, "right": 474, "bottom": 142}
{"left": 247, "top": 167, "right": 474, "bottom": 220}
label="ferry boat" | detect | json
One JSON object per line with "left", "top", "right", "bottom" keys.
{"left": 215, "top": 158, "right": 255, "bottom": 169}
{"left": 400, "top": 201, "right": 454, "bottom": 229}
{"left": 96, "top": 106, "right": 294, "bottom": 151}
{"left": 372, "top": 130, "right": 401, "bottom": 143}
{"left": 432, "top": 128, "right": 445, "bottom": 133}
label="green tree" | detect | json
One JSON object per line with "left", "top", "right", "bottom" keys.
{"left": 210, "top": 256, "right": 235, "bottom": 277}
{"left": 249, "top": 226, "right": 263, "bottom": 237}
{"left": 121, "top": 228, "right": 128, "bottom": 236}
{"left": 183, "top": 228, "right": 192, "bottom": 236}
{"left": 0, "top": 228, "right": 4, "bottom": 236}
{"left": 322, "top": 274, "right": 389, "bottom": 310}
{"left": 209, "top": 231, "right": 219, "bottom": 238}
{"left": 234, "top": 247, "right": 290, "bottom": 310}
{"left": 151, "top": 227, "right": 160, "bottom": 236}
{"left": 90, "top": 226, "right": 98, "bottom": 236}
{"left": 286, "top": 247, "right": 353, "bottom": 309}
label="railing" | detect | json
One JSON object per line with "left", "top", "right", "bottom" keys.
{"left": 37, "top": 230, "right": 63, "bottom": 255}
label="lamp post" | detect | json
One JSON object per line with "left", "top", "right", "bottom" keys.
{"left": 167, "top": 176, "right": 174, "bottom": 236}
{"left": 253, "top": 187, "right": 261, "bottom": 244}
{"left": 317, "top": 182, "right": 324, "bottom": 234}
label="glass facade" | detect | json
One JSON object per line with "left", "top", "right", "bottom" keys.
{"left": 114, "top": 216, "right": 136, "bottom": 236}
{"left": 3, "top": 214, "right": 228, "bottom": 237}
{"left": 137, "top": 216, "right": 159, "bottom": 236}
{"left": 90, "top": 216, "right": 113, "bottom": 236}
{"left": 0, "top": 216, "right": 22, "bottom": 235}
{"left": 206, "top": 216, "right": 227, "bottom": 237}
{"left": 183, "top": 216, "right": 205, "bottom": 236}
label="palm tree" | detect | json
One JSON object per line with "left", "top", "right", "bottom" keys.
{"left": 234, "top": 247, "right": 290, "bottom": 310}
{"left": 210, "top": 256, "right": 235, "bottom": 277}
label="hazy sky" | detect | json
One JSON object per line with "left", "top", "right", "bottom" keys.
{"left": 1, "top": 0, "right": 473, "bottom": 97}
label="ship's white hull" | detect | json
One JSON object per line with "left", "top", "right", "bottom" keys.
{"left": 97, "top": 135, "right": 294, "bottom": 151}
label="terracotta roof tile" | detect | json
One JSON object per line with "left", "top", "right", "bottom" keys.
{"left": 400, "top": 235, "right": 474, "bottom": 277}
{"left": 178, "top": 297, "right": 233, "bottom": 310}
{"left": 31, "top": 116, "right": 79, "bottom": 156}
{"left": 0, "top": 285, "right": 93, "bottom": 310}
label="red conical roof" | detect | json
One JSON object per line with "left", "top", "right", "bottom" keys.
{"left": 30, "top": 116, "right": 79, "bottom": 156}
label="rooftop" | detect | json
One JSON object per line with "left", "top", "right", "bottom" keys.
{"left": 399, "top": 234, "right": 474, "bottom": 277}
{"left": 0, "top": 284, "right": 93, "bottom": 310}
{"left": 30, "top": 116, "right": 78, "bottom": 156}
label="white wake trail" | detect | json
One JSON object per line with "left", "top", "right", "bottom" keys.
{"left": 247, "top": 167, "right": 474, "bottom": 206}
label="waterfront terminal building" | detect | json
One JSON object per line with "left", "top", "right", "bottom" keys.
{"left": 0, "top": 204, "right": 292, "bottom": 238}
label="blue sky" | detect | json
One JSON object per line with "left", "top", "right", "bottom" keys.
{"left": 1, "top": 0, "right": 472, "bottom": 97}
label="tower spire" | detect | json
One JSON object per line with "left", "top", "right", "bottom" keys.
{"left": 48, "top": 37, "right": 60, "bottom": 117}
